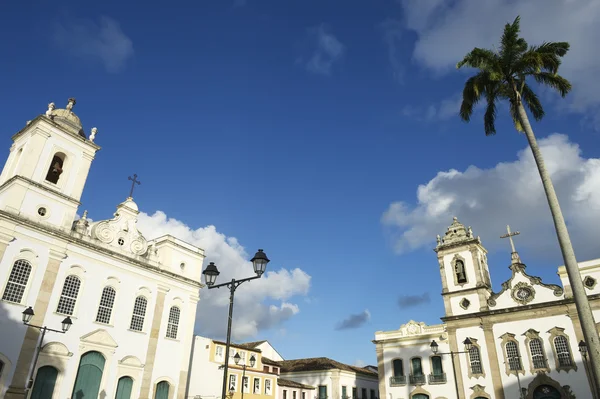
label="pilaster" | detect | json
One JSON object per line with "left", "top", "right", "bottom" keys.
{"left": 481, "top": 322, "right": 505, "bottom": 399}
{"left": 375, "top": 343, "right": 387, "bottom": 399}
{"left": 139, "top": 284, "right": 170, "bottom": 398}
{"left": 447, "top": 327, "right": 466, "bottom": 399}
{"left": 177, "top": 293, "right": 200, "bottom": 399}
{"left": 5, "top": 248, "right": 66, "bottom": 399}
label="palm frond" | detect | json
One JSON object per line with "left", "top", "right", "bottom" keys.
{"left": 459, "top": 72, "right": 490, "bottom": 121}
{"left": 499, "top": 16, "right": 528, "bottom": 69}
{"left": 533, "top": 72, "right": 572, "bottom": 97}
{"left": 456, "top": 48, "right": 499, "bottom": 71}
{"left": 483, "top": 92, "right": 498, "bottom": 136}
{"left": 537, "top": 41, "right": 570, "bottom": 57}
{"left": 521, "top": 83, "right": 545, "bottom": 121}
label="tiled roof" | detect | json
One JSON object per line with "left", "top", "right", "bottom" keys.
{"left": 277, "top": 379, "right": 316, "bottom": 390}
{"left": 242, "top": 340, "right": 267, "bottom": 348}
{"left": 261, "top": 356, "right": 281, "bottom": 366}
{"left": 212, "top": 340, "right": 262, "bottom": 352}
{"left": 276, "top": 357, "right": 378, "bottom": 377}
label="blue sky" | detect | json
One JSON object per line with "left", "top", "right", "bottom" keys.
{"left": 1, "top": 0, "right": 599, "bottom": 367}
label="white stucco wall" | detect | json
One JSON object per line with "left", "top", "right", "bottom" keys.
{"left": 279, "top": 370, "right": 378, "bottom": 399}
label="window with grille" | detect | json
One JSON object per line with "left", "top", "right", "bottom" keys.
{"left": 554, "top": 336, "right": 572, "bottom": 367}
{"left": 2, "top": 259, "right": 32, "bottom": 303}
{"left": 56, "top": 275, "right": 81, "bottom": 315}
{"left": 229, "top": 374, "right": 237, "bottom": 391}
{"left": 264, "top": 379, "right": 271, "bottom": 395}
{"left": 130, "top": 296, "right": 148, "bottom": 331}
{"left": 529, "top": 338, "right": 546, "bottom": 369}
{"left": 505, "top": 341, "right": 522, "bottom": 371}
{"left": 95, "top": 286, "right": 116, "bottom": 324}
{"left": 469, "top": 346, "right": 483, "bottom": 374}
{"left": 242, "top": 376, "right": 249, "bottom": 393}
{"left": 166, "top": 306, "right": 180, "bottom": 339}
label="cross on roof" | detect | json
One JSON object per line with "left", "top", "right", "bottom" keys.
{"left": 128, "top": 174, "right": 141, "bottom": 198}
{"left": 500, "top": 225, "right": 522, "bottom": 264}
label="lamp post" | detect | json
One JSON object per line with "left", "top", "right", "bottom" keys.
{"left": 202, "top": 249, "right": 270, "bottom": 399}
{"left": 21, "top": 306, "right": 73, "bottom": 390}
{"left": 430, "top": 338, "right": 472, "bottom": 399}
{"left": 235, "top": 353, "right": 256, "bottom": 399}
{"left": 579, "top": 341, "right": 599, "bottom": 399}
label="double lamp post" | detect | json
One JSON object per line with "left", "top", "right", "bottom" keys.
{"left": 430, "top": 337, "right": 472, "bottom": 399}
{"left": 21, "top": 306, "right": 73, "bottom": 390}
{"left": 202, "top": 249, "right": 270, "bottom": 399}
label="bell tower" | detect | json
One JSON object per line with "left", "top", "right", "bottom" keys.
{"left": 0, "top": 99, "right": 100, "bottom": 230}
{"left": 434, "top": 217, "right": 492, "bottom": 316}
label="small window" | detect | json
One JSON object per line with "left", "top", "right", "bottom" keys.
{"left": 215, "top": 346, "right": 224, "bottom": 360}
{"left": 529, "top": 338, "right": 547, "bottom": 369}
{"left": 361, "top": 388, "right": 367, "bottom": 399}
{"left": 283, "top": 390, "right": 287, "bottom": 399}
{"left": 130, "top": 296, "right": 148, "bottom": 331}
{"left": 431, "top": 356, "right": 443, "bottom": 375}
{"left": 293, "top": 391, "right": 297, "bottom": 399}
{"left": 352, "top": 388, "right": 357, "bottom": 399}
{"left": 95, "top": 286, "right": 116, "bottom": 324}
{"left": 253, "top": 378, "right": 260, "bottom": 394}
{"left": 45, "top": 153, "right": 65, "bottom": 184}
{"left": 242, "top": 376, "right": 249, "bottom": 393}
{"left": 264, "top": 379, "right": 271, "bottom": 395}
{"left": 272, "top": 367, "right": 279, "bottom": 374}
{"left": 37, "top": 207, "right": 47, "bottom": 217}
{"left": 455, "top": 259, "right": 467, "bottom": 284}
{"left": 554, "top": 336, "right": 572, "bottom": 367}
{"left": 263, "top": 365, "right": 269, "bottom": 372}
{"left": 229, "top": 374, "right": 237, "bottom": 391}
{"left": 318, "top": 385, "right": 327, "bottom": 399}
{"left": 302, "top": 393, "right": 306, "bottom": 399}
{"left": 469, "top": 346, "right": 483, "bottom": 374}
{"left": 410, "top": 358, "right": 423, "bottom": 376}
{"left": 460, "top": 298, "right": 471, "bottom": 309}
{"left": 370, "top": 389, "right": 375, "bottom": 399}
{"left": 506, "top": 341, "right": 523, "bottom": 371}
{"left": 166, "top": 306, "right": 180, "bottom": 339}
{"left": 2, "top": 259, "right": 33, "bottom": 304}
{"left": 342, "top": 386, "right": 347, "bottom": 399}
{"left": 392, "top": 359, "right": 403, "bottom": 376}
{"left": 56, "top": 275, "right": 81, "bottom": 315}
{"left": 117, "top": 238, "right": 125, "bottom": 246}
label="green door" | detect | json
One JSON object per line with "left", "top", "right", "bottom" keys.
{"left": 72, "top": 351, "right": 106, "bottom": 399}
{"left": 115, "top": 376, "right": 134, "bottom": 399}
{"left": 411, "top": 395, "right": 428, "bottom": 399}
{"left": 30, "top": 366, "right": 58, "bottom": 399}
{"left": 533, "top": 385, "right": 561, "bottom": 399}
{"left": 155, "top": 381, "right": 170, "bottom": 399}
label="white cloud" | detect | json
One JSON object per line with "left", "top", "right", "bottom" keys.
{"left": 136, "top": 211, "right": 311, "bottom": 340}
{"left": 53, "top": 16, "right": 134, "bottom": 73}
{"left": 380, "top": 19, "right": 404, "bottom": 83}
{"left": 382, "top": 134, "right": 600, "bottom": 261}
{"left": 354, "top": 359, "right": 367, "bottom": 367}
{"left": 399, "top": 0, "right": 600, "bottom": 124}
{"left": 305, "top": 25, "right": 345, "bottom": 76}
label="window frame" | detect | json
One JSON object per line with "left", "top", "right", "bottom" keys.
{"left": 523, "top": 329, "right": 549, "bottom": 373}
{"left": 95, "top": 286, "right": 117, "bottom": 325}
{"left": 467, "top": 338, "right": 485, "bottom": 379}
{"left": 548, "top": 327, "right": 577, "bottom": 372}
{"left": 1, "top": 258, "right": 35, "bottom": 305}
{"left": 165, "top": 305, "right": 181, "bottom": 339}
{"left": 253, "top": 377, "right": 261, "bottom": 394}
{"left": 451, "top": 254, "right": 468, "bottom": 286}
{"left": 55, "top": 274, "right": 82, "bottom": 316}
{"left": 500, "top": 333, "right": 524, "bottom": 376}
{"left": 129, "top": 295, "right": 148, "bottom": 332}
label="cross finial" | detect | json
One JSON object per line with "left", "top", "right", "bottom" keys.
{"left": 128, "top": 174, "right": 141, "bottom": 198}
{"left": 500, "top": 225, "right": 521, "bottom": 264}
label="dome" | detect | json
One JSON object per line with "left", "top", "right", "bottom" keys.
{"left": 46, "top": 98, "right": 86, "bottom": 138}
{"left": 119, "top": 197, "right": 139, "bottom": 212}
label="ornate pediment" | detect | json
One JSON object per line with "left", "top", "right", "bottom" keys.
{"left": 80, "top": 329, "right": 118, "bottom": 348}
{"left": 119, "top": 355, "right": 144, "bottom": 368}
{"left": 41, "top": 341, "right": 73, "bottom": 357}
{"left": 89, "top": 197, "right": 148, "bottom": 256}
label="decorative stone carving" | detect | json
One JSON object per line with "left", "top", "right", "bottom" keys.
{"left": 90, "top": 127, "right": 97, "bottom": 142}
{"left": 436, "top": 217, "right": 479, "bottom": 249}
{"left": 41, "top": 341, "right": 73, "bottom": 357}
{"left": 511, "top": 282, "right": 536, "bottom": 305}
{"left": 80, "top": 328, "right": 118, "bottom": 348}
{"left": 46, "top": 102, "right": 55, "bottom": 117}
{"left": 90, "top": 198, "right": 148, "bottom": 256}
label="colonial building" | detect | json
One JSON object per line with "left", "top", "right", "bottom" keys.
{"left": 374, "top": 217, "right": 600, "bottom": 399}
{"left": 277, "top": 358, "right": 379, "bottom": 399}
{"left": 0, "top": 99, "right": 205, "bottom": 398}
{"left": 186, "top": 336, "right": 279, "bottom": 399}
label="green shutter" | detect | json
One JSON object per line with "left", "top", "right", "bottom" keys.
{"left": 392, "top": 359, "right": 403, "bottom": 377}
{"left": 318, "top": 385, "right": 327, "bottom": 399}
{"left": 411, "top": 358, "right": 422, "bottom": 376}
{"left": 342, "top": 386, "right": 347, "bottom": 398}
{"left": 431, "top": 356, "right": 443, "bottom": 375}
{"left": 412, "top": 395, "right": 429, "bottom": 399}
{"left": 31, "top": 366, "right": 58, "bottom": 399}
{"left": 115, "top": 376, "right": 134, "bottom": 399}
{"left": 155, "top": 381, "right": 170, "bottom": 399}
{"left": 72, "top": 351, "right": 106, "bottom": 399}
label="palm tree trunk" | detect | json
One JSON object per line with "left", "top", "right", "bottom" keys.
{"left": 516, "top": 102, "right": 600, "bottom": 393}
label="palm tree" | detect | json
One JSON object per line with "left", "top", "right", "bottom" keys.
{"left": 457, "top": 15, "right": 600, "bottom": 392}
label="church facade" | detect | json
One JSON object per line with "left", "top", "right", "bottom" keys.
{"left": 374, "top": 218, "right": 600, "bottom": 399}
{"left": 0, "top": 99, "right": 205, "bottom": 398}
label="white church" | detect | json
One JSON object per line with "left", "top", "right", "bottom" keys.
{"left": 373, "top": 218, "right": 600, "bottom": 399}
{"left": 0, "top": 99, "right": 205, "bottom": 398}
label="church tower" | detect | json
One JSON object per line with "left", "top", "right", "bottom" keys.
{"left": 0, "top": 99, "right": 100, "bottom": 230}
{"left": 434, "top": 217, "right": 492, "bottom": 316}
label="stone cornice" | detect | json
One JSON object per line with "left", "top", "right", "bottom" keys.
{"left": 12, "top": 115, "right": 101, "bottom": 151}
{"left": 0, "top": 175, "right": 81, "bottom": 205}
{"left": 0, "top": 209, "right": 203, "bottom": 289}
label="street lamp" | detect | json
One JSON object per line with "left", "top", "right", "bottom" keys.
{"left": 234, "top": 353, "right": 256, "bottom": 399}
{"left": 21, "top": 306, "right": 73, "bottom": 389}
{"left": 579, "top": 341, "right": 598, "bottom": 399}
{"left": 202, "top": 249, "right": 270, "bottom": 399}
{"left": 430, "top": 338, "right": 472, "bottom": 399}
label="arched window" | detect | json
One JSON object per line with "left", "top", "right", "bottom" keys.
{"left": 115, "top": 376, "right": 134, "bottom": 399}
{"left": 455, "top": 260, "right": 467, "bottom": 284}
{"left": 166, "top": 306, "right": 180, "bottom": 339}
{"left": 155, "top": 381, "right": 170, "bottom": 399}
{"left": 505, "top": 341, "right": 522, "bottom": 371}
{"left": 469, "top": 346, "right": 483, "bottom": 375}
{"left": 130, "top": 296, "right": 148, "bottom": 331}
{"left": 529, "top": 338, "right": 547, "bottom": 370}
{"left": 56, "top": 275, "right": 81, "bottom": 315}
{"left": 95, "top": 286, "right": 116, "bottom": 324}
{"left": 392, "top": 359, "right": 403, "bottom": 377}
{"left": 30, "top": 365, "right": 58, "bottom": 399}
{"left": 2, "top": 259, "right": 33, "bottom": 303}
{"left": 45, "top": 153, "right": 65, "bottom": 184}
{"left": 554, "top": 336, "right": 572, "bottom": 367}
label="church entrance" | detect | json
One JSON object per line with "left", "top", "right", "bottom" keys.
{"left": 115, "top": 376, "right": 134, "bottom": 399}
{"left": 71, "top": 351, "right": 105, "bottom": 398}
{"left": 30, "top": 366, "right": 58, "bottom": 399}
{"left": 533, "top": 385, "right": 562, "bottom": 399}
{"left": 155, "top": 381, "right": 170, "bottom": 399}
